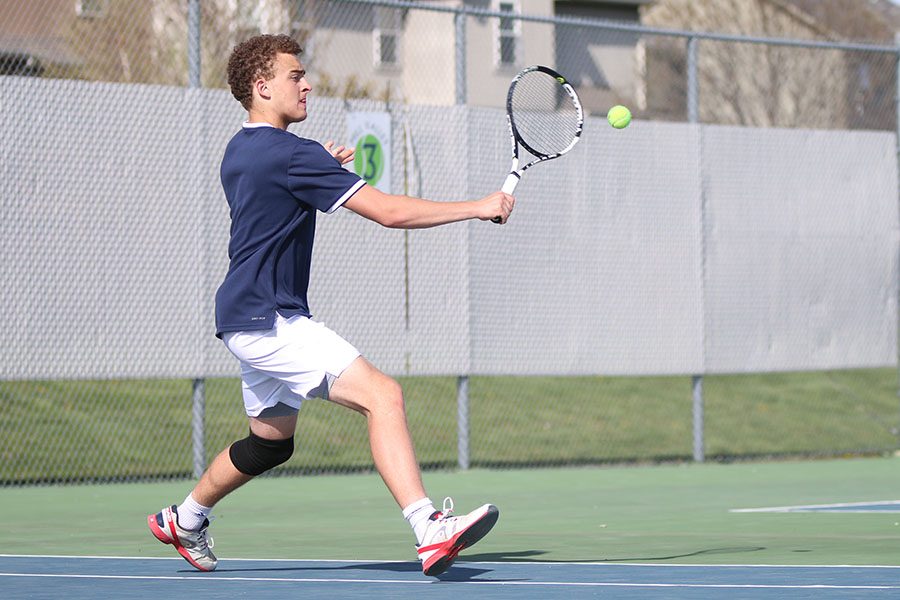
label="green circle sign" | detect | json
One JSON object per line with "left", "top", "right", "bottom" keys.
{"left": 354, "top": 134, "right": 385, "bottom": 187}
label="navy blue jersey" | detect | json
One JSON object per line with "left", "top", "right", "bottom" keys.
{"left": 215, "top": 123, "right": 364, "bottom": 336}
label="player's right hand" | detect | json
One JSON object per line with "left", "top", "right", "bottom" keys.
{"left": 479, "top": 191, "right": 515, "bottom": 224}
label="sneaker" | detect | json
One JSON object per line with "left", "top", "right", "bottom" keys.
{"left": 416, "top": 497, "right": 499, "bottom": 577}
{"left": 147, "top": 505, "right": 217, "bottom": 571}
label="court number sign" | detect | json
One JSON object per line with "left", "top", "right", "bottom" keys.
{"left": 347, "top": 112, "right": 391, "bottom": 194}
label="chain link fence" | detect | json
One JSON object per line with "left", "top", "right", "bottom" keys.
{"left": 1, "top": 0, "right": 898, "bottom": 485}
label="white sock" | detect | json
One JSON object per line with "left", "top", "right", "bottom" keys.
{"left": 176, "top": 493, "right": 213, "bottom": 531}
{"left": 402, "top": 497, "right": 436, "bottom": 545}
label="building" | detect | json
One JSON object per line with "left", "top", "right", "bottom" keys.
{"left": 1, "top": 0, "right": 894, "bottom": 128}
{"left": 0, "top": 0, "right": 76, "bottom": 76}
{"left": 280, "top": 0, "right": 653, "bottom": 111}
{"left": 0, "top": 0, "right": 652, "bottom": 113}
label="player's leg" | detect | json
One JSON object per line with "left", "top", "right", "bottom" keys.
{"left": 328, "top": 356, "right": 426, "bottom": 508}
{"left": 191, "top": 412, "right": 298, "bottom": 507}
{"left": 149, "top": 319, "right": 307, "bottom": 572}
{"left": 147, "top": 410, "right": 298, "bottom": 572}
{"left": 328, "top": 357, "right": 499, "bottom": 577}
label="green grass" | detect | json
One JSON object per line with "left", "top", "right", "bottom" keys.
{"left": 704, "top": 370, "right": 900, "bottom": 457}
{"left": 0, "top": 369, "right": 897, "bottom": 484}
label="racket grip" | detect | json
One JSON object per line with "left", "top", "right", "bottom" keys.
{"left": 492, "top": 173, "right": 520, "bottom": 223}
{"left": 501, "top": 173, "right": 520, "bottom": 195}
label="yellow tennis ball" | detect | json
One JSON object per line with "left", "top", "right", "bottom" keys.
{"left": 607, "top": 105, "right": 632, "bottom": 129}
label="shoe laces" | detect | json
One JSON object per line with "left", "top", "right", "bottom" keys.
{"left": 440, "top": 497, "right": 454, "bottom": 518}
{"left": 195, "top": 517, "right": 214, "bottom": 550}
{"left": 419, "top": 497, "right": 457, "bottom": 547}
{"left": 195, "top": 530, "right": 214, "bottom": 551}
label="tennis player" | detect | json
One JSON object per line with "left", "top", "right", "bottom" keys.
{"left": 147, "top": 34, "right": 512, "bottom": 578}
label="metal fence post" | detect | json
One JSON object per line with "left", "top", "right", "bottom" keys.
{"left": 692, "top": 375, "right": 704, "bottom": 462}
{"left": 457, "top": 376, "right": 470, "bottom": 470}
{"left": 188, "top": 0, "right": 201, "bottom": 89}
{"left": 454, "top": 9, "right": 466, "bottom": 106}
{"left": 688, "top": 34, "right": 706, "bottom": 462}
{"left": 192, "top": 378, "right": 206, "bottom": 477}
{"left": 454, "top": 6, "right": 469, "bottom": 471}
{"left": 687, "top": 35, "right": 699, "bottom": 123}
{"left": 895, "top": 34, "right": 900, "bottom": 404}
{"left": 188, "top": 0, "right": 204, "bottom": 480}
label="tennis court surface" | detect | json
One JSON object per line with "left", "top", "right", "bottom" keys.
{"left": 4, "top": 555, "right": 900, "bottom": 599}
{"left": 3, "top": 458, "right": 899, "bottom": 598}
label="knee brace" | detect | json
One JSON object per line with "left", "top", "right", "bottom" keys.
{"left": 229, "top": 432, "right": 294, "bottom": 476}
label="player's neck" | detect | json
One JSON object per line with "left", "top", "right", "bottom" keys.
{"left": 247, "top": 108, "right": 287, "bottom": 130}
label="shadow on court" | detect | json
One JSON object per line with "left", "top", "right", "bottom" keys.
{"left": 465, "top": 546, "right": 767, "bottom": 563}
{"left": 207, "top": 561, "right": 422, "bottom": 574}
{"left": 206, "top": 560, "right": 528, "bottom": 582}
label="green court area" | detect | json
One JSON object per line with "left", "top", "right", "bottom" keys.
{"left": 1, "top": 457, "right": 899, "bottom": 566}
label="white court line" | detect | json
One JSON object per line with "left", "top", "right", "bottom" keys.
{"left": 2, "top": 554, "right": 900, "bottom": 569}
{"left": 0, "top": 572, "right": 898, "bottom": 590}
{"left": 731, "top": 500, "right": 900, "bottom": 513}
{"left": 458, "top": 560, "right": 900, "bottom": 569}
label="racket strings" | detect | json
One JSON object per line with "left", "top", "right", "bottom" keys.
{"left": 509, "top": 72, "right": 580, "bottom": 157}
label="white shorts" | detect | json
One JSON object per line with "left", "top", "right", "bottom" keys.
{"left": 222, "top": 314, "right": 361, "bottom": 417}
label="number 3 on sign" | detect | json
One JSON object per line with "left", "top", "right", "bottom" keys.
{"left": 354, "top": 134, "right": 384, "bottom": 188}
{"left": 347, "top": 112, "right": 392, "bottom": 193}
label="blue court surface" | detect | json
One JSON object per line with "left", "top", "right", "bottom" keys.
{"left": 2, "top": 555, "right": 900, "bottom": 599}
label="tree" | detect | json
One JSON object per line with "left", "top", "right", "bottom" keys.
{"left": 63, "top": 0, "right": 160, "bottom": 83}
{"left": 641, "top": 0, "right": 854, "bottom": 129}
{"left": 61, "top": 0, "right": 387, "bottom": 100}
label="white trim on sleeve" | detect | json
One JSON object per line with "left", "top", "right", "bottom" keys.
{"left": 326, "top": 180, "right": 365, "bottom": 214}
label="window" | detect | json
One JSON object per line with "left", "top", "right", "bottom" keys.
{"left": 494, "top": 1, "right": 520, "bottom": 67}
{"left": 75, "top": 0, "right": 106, "bottom": 18}
{"left": 374, "top": 7, "right": 401, "bottom": 68}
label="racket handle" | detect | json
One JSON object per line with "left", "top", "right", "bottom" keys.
{"left": 492, "top": 173, "right": 520, "bottom": 223}
{"left": 501, "top": 172, "right": 520, "bottom": 195}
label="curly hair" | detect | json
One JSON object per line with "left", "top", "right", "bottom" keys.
{"left": 227, "top": 34, "right": 303, "bottom": 110}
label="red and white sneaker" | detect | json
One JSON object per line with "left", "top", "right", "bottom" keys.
{"left": 416, "top": 498, "right": 499, "bottom": 577}
{"left": 147, "top": 505, "right": 217, "bottom": 571}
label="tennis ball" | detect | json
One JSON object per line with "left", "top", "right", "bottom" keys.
{"left": 607, "top": 105, "right": 632, "bottom": 129}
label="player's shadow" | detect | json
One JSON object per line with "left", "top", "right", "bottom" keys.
{"left": 206, "top": 560, "right": 528, "bottom": 582}
{"left": 193, "top": 546, "right": 766, "bottom": 577}
{"left": 464, "top": 546, "right": 766, "bottom": 563}
{"left": 205, "top": 561, "right": 418, "bottom": 575}
{"left": 337, "top": 562, "right": 523, "bottom": 582}
{"left": 462, "top": 550, "right": 549, "bottom": 561}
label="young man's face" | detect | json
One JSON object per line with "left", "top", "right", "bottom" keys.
{"left": 261, "top": 53, "right": 311, "bottom": 124}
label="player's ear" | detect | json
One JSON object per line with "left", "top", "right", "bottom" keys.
{"left": 255, "top": 78, "right": 270, "bottom": 101}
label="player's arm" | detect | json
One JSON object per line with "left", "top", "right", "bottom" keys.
{"left": 343, "top": 184, "right": 515, "bottom": 229}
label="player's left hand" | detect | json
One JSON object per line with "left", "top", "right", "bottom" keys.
{"left": 324, "top": 141, "right": 355, "bottom": 165}
{"left": 478, "top": 191, "right": 515, "bottom": 224}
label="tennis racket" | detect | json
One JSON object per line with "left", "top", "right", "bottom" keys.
{"left": 493, "top": 65, "right": 584, "bottom": 222}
